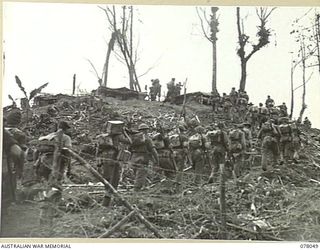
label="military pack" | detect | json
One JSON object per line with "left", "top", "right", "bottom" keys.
{"left": 207, "top": 130, "right": 222, "bottom": 144}
{"left": 131, "top": 132, "right": 146, "bottom": 147}
{"left": 189, "top": 134, "right": 203, "bottom": 149}
{"left": 229, "top": 129, "right": 241, "bottom": 142}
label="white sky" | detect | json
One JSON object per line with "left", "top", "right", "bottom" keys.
{"left": 2, "top": 2, "right": 320, "bottom": 127}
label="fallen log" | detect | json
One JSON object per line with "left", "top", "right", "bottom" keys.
{"left": 64, "top": 147, "right": 164, "bottom": 238}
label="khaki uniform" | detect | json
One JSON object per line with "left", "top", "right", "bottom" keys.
{"left": 278, "top": 123, "right": 292, "bottom": 164}
{"left": 35, "top": 131, "right": 72, "bottom": 182}
{"left": 207, "top": 129, "right": 229, "bottom": 182}
{"left": 289, "top": 122, "right": 301, "bottom": 161}
{"left": 229, "top": 129, "right": 246, "bottom": 178}
{"left": 130, "top": 133, "right": 159, "bottom": 191}
{"left": 96, "top": 133, "right": 130, "bottom": 206}
{"left": 188, "top": 133, "right": 208, "bottom": 184}
{"left": 153, "top": 133, "right": 175, "bottom": 178}
{"left": 258, "top": 122, "right": 279, "bottom": 171}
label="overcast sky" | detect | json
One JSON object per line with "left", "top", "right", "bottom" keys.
{"left": 2, "top": 2, "right": 320, "bottom": 127}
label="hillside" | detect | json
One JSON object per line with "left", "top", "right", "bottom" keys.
{"left": 2, "top": 95, "right": 320, "bottom": 240}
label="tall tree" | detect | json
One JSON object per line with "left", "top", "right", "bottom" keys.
{"left": 196, "top": 7, "right": 219, "bottom": 94}
{"left": 236, "top": 7, "right": 276, "bottom": 92}
{"left": 99, "top": 5, "right": 141, "bottom": 91}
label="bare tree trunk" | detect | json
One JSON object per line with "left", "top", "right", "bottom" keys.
{"left": 102, "top": 32, "right": 117, "bottom": 87}
{"left": 211, "top": 7, "right": 219, "bottom": 94}
{"left": 72, "top": 74, "right": 76, "bottom": 95}
{"left": 290, "top": 65, "right": 294, "bottom": 119}
{"left": 315, "top": 13, "right": 320, "bottom": 77}
{"left": 239, "top": 59, "right": 247, "bottom": 91}
{"left": 298, "top": 40, "right": 307, "bottom": 122}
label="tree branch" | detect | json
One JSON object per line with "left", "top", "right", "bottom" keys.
{"left": 196, "top": 7, "right": 212, "bottom": 42}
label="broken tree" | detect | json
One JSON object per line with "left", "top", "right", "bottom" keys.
{"left": 100, "top": 5, "right": 141, "bottom": 92}
{"left": 196, "top": 7, "right": 219, "bottom": 94}
{"left": 236, "top": 7, "right": 276, "bottom": 92}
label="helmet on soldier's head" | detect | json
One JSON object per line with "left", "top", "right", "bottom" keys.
{"left": 138, "top": 123, "right": 149, "bottom": 131}
{"left": 7, "top": 109, "right": 22, "bottom": 126}
{"left": 237, "top": 123, "right": 244, "bottom": 129}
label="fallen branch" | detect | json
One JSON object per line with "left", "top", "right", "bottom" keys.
{"left": 226, "top": 222, "right": 284, "bottom": 241}
{"left": 64, "top": 147, "right": 164, "bottom": 238}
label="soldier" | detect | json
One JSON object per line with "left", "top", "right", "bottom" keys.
{"left": 278, "top": 102, "right": 288, "bottom": 117}
{"left": 258, "top": 103, "right": 269, "bottom": 128}
{"left": 241, "top": 91, "right": 249, "bottom": 102}
{"left": 165, "top": 78, "right": 176, "bottom": 103}
{"left": 229, "top": 124, "right": 246, "bottom": 178}
{"left": 130, "top": 123, "right": 159, "bottom": 191}
{"left": 289, "top": 120, "right": 302, "bottom": 163}
{"left": 188, "top": 126, "right": 210, "bottom": 184}
{"left": 246, "top": 103, "right": 259, "bottom": 132}
{"left": 278, "top": 117, "right": 293, "bottom": 165}
{"left": 223, "top": 97, "right": 233, "bottom": 120}
{"left": 229, "top": 87, "right": 238, "bottom": 105}
{"left": 2, "top": 127, "right": 24, "bottom": 216}
{"left": 207, "top": 122, "right": 230, "bottom": 183}
{"left": 265, "top": 95, "right": 275, "bottom": 108}
{"left": 96, "top": 121, "right": 132, "bottom": 206}
{"left": 4, "top": 110, "right": 27, "bottom": 181}
{"left": 303, "top": 117, "right": 312, "bottom": 129}
{"left": 153, "top": 125, "right": 176, "bottom": 178}
{"left": 236, "top": 97, "right": 248, "bottom": 122}
{"left": 268, "top": 104, "right": 280, "bottom": 124}
{"left": 34, "top": 121, "right": 72, "bottom": 182}
{"left": 210, "top": 91, "right": 221, "bottom": 113}
{"left": 170, "top": 124, "right": 189, "bottom": 183}
{"left": 257, "top": 120, "right": 280, "bottom": 171}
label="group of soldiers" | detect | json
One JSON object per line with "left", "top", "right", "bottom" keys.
{"left": 2, "top": 88, "right": 313, "bottom": 215}
{"left": 148, "top": 78, "right": 183, "bottom": 103}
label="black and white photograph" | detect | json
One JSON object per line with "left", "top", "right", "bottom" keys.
{"left": 1, "top": 1, "right": 320, "bottom": 241}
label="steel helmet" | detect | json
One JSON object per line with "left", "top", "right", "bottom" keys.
{"left": 138, "top": 123, "right": 149, "bottom": 131}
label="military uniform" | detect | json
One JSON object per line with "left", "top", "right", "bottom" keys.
{"left": 207, "top": 125, "right": 229, "bottom": 183}
{"left": 258, "top": 121, "right": 280, "bottom": 171}
{"left": 258, "top": 105, "right": 269, "bottom": 128}
{"left": 289, "top": 121, "right": 301, "bottom": 162}
{"left": 96, "top": 122, "right": 131, "bottom": 206}
{"left": 153, "top": 130, "right": 176, "bottom": 178}
{"left": 268, "top": 105, "right": 280, "bottom": 124}
{"left": 170, "top": 129, "right": 189, "bottom": 183}
{"left": 236, "top": 97, "right": 248, "bottom": 122}
{"left": 188, "top": 126, "right": 209, "bottom": 184}
{"left": 229, "top": 127, "right": 246, "bottom": 178}
{"left": 2, "top": 129, "right": 21, "bottom": 218}
{"left": 278, "top": 118, "right": 292, "bottom": 164}
{"left": 130, "top": 124, "right": 159, "bottom": 191}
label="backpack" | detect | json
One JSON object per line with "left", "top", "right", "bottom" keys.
{"left": 238, "top": 98, "right": 248, "bottom": 105}
{"left": 279, "top": 124, "right": 291, "bottom": 135}
{"left": 207, "top": 130, "right": 222, "bottom": 144}
{"left": 261, "top": 122, "right": 272, "bottom": 132}
{"left": 169, "top": 134, "right": 182, "bottom": 148}
{"left": 189, "top": 134, "right": 202, "bottom": 149}
{"left": 260, "top": 107, "right": 268, "bottom": 115}
{"left": 250, "top": 106, "right": 259, "bottom": 113}
{"left": 229, "top": 130, "right": 241, "bottom": 142}
{"left": 38, "top": 133, "right": 57, "bottom": 153}
{"left": 131, "top": 132, "right": 146, "bottom": 147}
{"left": 97, "top": 133, "right": 117, "bottom": 151}
{"left": 153, "top": 133, "right": 165, "bottom": 149}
